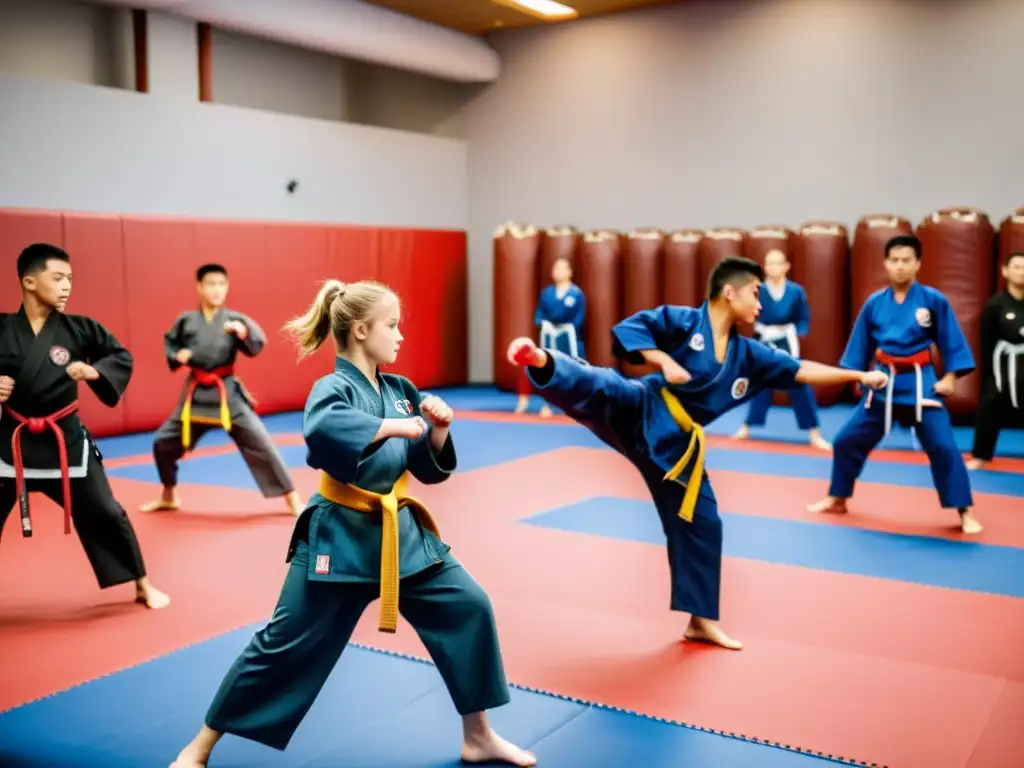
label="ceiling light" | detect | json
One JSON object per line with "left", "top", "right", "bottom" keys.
{"left": 492, "top": 0, "right": 579, "bottom": 22}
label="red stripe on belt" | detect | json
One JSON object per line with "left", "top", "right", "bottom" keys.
{"left": 875, "top": 348, "right": 931, "bottom": 373}
{"left": 181, "top": 364, "right": 234, "bottom": 449}
{"left": 4, "top": 401, "right": 79, "bottom": 535}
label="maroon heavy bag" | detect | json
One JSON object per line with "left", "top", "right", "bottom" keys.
{"left": 492, "top": 222, "right": 540, "bottom": 391}
{"left": 743, "top": 225, "right": 793, "bottom": 266}
{"left": 663, "top": 230, "right": 703, "bottom": 308}
{"left": 697, "top": 228, "right": 745, "bottom": 298}
{"left": 577, "top": 230, "right": 622, "bottom": 369}
{"left": 538, "top": 226, "right": 580, "bottom": 286}
{"left": 791, "top": 221, "right": 851, "bottom": 406}
{"left": 916, "top": 207, "right": 995, "bottom": 414}
{"left": 740, "top": 226, "right": 793, "bottom": 349}
{"left": 621, "top": 228, "right": 664, "bottom": 377}
{"left": 851, "top": 214, "right": 913, "bottom": 322}
{"left": 997, "top": 208, "right": 1024, "bottom": 292}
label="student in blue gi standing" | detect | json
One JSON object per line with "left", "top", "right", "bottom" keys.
{"left": 515, "top": 256, "right": 585, "bottom": 418}
{"left": 508, "top": 257, "right": 888, "bottom": 650}
{"left": 733, "top": 249, "right": 831, "bottom": 450}
{"left": 171, "top": 279, "right": 535, "bottom": 768}
{"left": 807, "top": 234, "right": 983, "bottom": 534}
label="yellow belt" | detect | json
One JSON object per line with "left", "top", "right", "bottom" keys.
{"left": 317, "top": 471, "right": 441, "bottom": 633}
{"left": 659, "top": 387, "right": 706, "bottom": 523}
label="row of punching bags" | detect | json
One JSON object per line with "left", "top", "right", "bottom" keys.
{"left": 492, "top": 206, "right": 1024, "bottom": 415}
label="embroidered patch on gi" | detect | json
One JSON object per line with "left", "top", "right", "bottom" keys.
{"left": 394, "top": 398, "right": 413, "bottom": 416}
{"left": 689, "top": 333, "right": 705, "bottom": 351}
{"left": 314, "top": 555, "right": 330, "bottom": 574}
{"left": 915, "top": 308, "right": 932, "bottom": 328}
{"left": 564, "top": 295, "right": 576, "bottom": 307}
{"left": 48, "top": 345, "right": 70, "bottom": 366}
{"left": 731, "top": 377, "right": 750, "bottom": 399}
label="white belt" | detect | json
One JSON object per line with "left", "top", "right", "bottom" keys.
{"left": 865, "top": 358, "right": 941, "bottom": 437}
{"left": 993, "top": 340, "right": 1024, "bottom": 409}
{"left": 756, "top": 323, "right": 800, "bottom": 358}
{"left": 539, "top": 320, "right": 579, "bottom": 358}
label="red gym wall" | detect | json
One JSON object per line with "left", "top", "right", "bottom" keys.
{"left": 494, "top": 207, "right": 1024, "bottom": 417}
{"left": 0, "top": 208, "right": 468, "bottom": 439}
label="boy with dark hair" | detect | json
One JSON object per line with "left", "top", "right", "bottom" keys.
{"left": 808, "top": 234, "right": 982, "bottom": 534}
{"left": 508, "top": 255, "right": 887, "bottom": 649}
{"left": 142, "top": 264, "right": 303, "bottom": 516}
{"left": 0, "top": 243, "right": 169, "bottom": 608}
{"left": 967, "top": 251, "right": 1024, "bottom": 469}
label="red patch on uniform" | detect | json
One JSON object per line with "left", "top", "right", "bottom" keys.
{"left": 48, "top": 346, "right": 70, "bottom": 366}
{"left": 314, "top": 555, "right": 330, "bottom": 574}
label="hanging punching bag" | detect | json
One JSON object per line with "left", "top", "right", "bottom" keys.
{"left": 621, "top": 228, "right": 664, "bottom": 376}
{"left": 492, "top": 221, "right": 540, "bottom": 391}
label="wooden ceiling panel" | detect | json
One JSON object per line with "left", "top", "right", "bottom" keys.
{"left": 365, "top": 0, "right": 681, "bottom": 35}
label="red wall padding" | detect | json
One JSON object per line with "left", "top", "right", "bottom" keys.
{"left": 577, "top": 230, "right": 622, "bottom": 369}
{"left": 621, "top": 229, "right": 663, "bottom": 377}
{"left": 997, "top": 208, "right": 1024, "bottom": 292}
{"left": 2, "top": 208, "right": 468, "bottom": 437}
{"left": 791, "top": 221, "right": 851, "bottom": 406}
{"left": 492, "top": 223, "right": 540, "bottom": 392}
{"left": 916, "top": 208, "right": 995, "bottom": 414}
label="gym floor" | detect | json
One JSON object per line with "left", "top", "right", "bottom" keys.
{"left": 1, "top": 390, "right": 1022, "bottom": 768}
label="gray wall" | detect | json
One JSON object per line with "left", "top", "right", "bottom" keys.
{"left": 0, "top": 0, "right": 472, "bottom": 228}
{"left": 4, "top": 0, "right": 1022, "bottom": 383}
{"left": 462, "top": 0, "right": 1024, "bottom": 381}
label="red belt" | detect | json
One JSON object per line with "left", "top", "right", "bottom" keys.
{"left": 874, "top": 348, "right": 932, "bottom": 373}
{"left": 4, "top": 401, "right": 79, "bottom": 536}
{"left": 181, "top": 364, "right": 234, "bottom": 448}
{"left": 868, "top": 348, "right": 933, "bottom": 435}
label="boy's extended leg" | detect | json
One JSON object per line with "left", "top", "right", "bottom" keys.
{"left": 525, "top": 350, "right": 645, "bottom": 452}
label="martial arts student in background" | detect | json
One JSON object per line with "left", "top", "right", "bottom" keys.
{"left": 733, "top": 248, "right": 831, "bottom": 450}
{"left": 0, "top": 244, "right": 170, "bottom": 609}
{"left": 968, "top": 251, "right": 1024, "bottom": 469}
{"left": 515, "top": 255, "right": 586, "bottom": 418}
{"left": 808, "top": 234, "right": 983, "bottom": 534}
{"left": 171, "top": 279, "right": 535, "bottom": 768}
{"left": 508, "top": 257, "right": 887, "bottom": 651}
{"left": 141, "top": 264, "right": 303, "bottom": 516}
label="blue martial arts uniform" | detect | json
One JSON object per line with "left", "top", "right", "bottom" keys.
{"left": 526, "top": 302, "right": 800, "bottom": 621}
{"left": 829, "top": 282, "right": 975, "bottom": 509}
{"left": 743, "top": 279, "right": 820, "bottom": 430}
{"left": 535, "top": 282, "right": 586, "bottom": 359}
{"left": 203, "top": 358, "right": 509, "bottom": 751}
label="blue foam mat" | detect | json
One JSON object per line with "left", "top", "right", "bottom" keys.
{"left": 107, "top": 418, "right": 1024, "bottom": 499}
{"left": 524, "top": 498, "right": 1024, "bottom": 597}
{"left": 0, "top": 626, "right": 843, "bottom": 767}
{"left": 93, "top": 386, "right": 1024, "bottom": 461}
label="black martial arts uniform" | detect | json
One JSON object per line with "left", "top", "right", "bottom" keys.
{"left": 0, "top": 306, "right": 146, "bottom": 588}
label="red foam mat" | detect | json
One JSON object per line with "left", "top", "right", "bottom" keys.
{"left": 0, "top": 208, "right": 468, "bottom": 438}
{"left": 1, "top": 449, "right": 1020, "bottom": 767}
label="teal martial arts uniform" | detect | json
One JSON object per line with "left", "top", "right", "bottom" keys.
{"left": 526, "top": 303, "right": 801, "bottom": 621}
{"left": 203, "top": 358, "right": 510, "bottom": 751}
